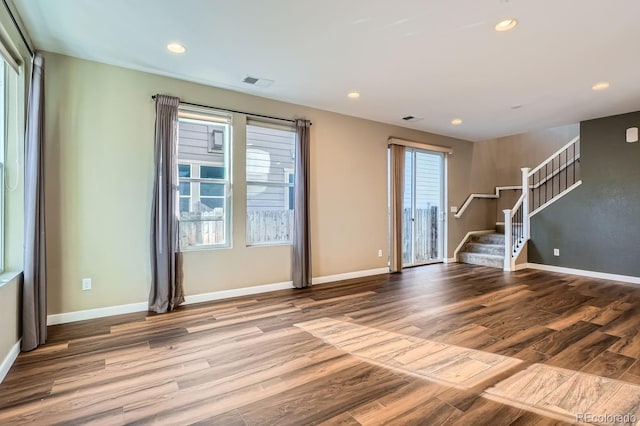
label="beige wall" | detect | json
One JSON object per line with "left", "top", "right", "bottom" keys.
{"left": 469, "top": 123, "right": 580, "bottom": 222}
{"left": 43, "top": 52, "right": 487, "bottom": 315}
{"left": 0, "top": 275, "right": 21, "bottom": 370}
{"left": 473, "top": 124, "right": 580, "bottom": 188}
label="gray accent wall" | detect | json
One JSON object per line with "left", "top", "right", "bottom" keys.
{"left": 529, "top": 111, "right": 640, "bottom": 276}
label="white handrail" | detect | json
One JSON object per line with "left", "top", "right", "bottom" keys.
{"left": 454, "top": 185, "right": 521, "bottom": 219}
{"left": 510, "top": 193, "right": 525, "bottom": 218}
{"left": 528, "top": 136, "right": 580, "bottom": 176}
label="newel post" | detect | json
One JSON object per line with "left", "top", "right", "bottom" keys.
{"left": 503, "top": 209, "right": 512, "bottom": 272}
{"left": 521, "top": 167, "right": 530, "bottom": 240}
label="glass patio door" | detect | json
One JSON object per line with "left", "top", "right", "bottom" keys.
{"left": 402, "top": 148, "right": 444, "bottom": 266}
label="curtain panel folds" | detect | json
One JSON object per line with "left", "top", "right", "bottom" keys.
{"left": 389, "top": 144, "right": 405, "bottom": 273}
{"left": 292, "top": 119, "right": 312, "bottom": 288}
{"left": 22, "top": 53, "right": 46, "bottom": 351}
{"left": 149, "top": 95, "right": 184, "bottom": 313}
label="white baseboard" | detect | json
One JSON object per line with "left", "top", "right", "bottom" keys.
{"left": 0, "top": 339, "right": 21, "bottom": 384}
{"left": 184, "top": 281, "right": 293, "bottom": 305}
{"left": 312, "top": 268, "right": 389, "bottom": 285}
{"left": 443, "top": 258, "right": 457, "bottom": 264}
{"left": 524, "top": 263, "right": 640, "bottom": 284}
{"left": 46, "top": 267, "right": 391, "bottom": 325}
{"left": 47, "top": 301, "right": 149, "bottom": 326}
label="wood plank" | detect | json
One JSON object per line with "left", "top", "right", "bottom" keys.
{"left": 1, "top": 263, "right": 639, "bottom": 424}
{"left": 580, "top": 350, "right": 635, "bottom": 379}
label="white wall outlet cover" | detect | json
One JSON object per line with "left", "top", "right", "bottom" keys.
{"left": 378, "top": 249, "right": 383, "bottom": 257}
{"left": 553, "top": 249, "right": 560, "bottom": 256}
{"left": 626, "top": 127, "right": 638, "bottom": 143}
{"left": 82, "top": 278, "right": 92, "bottom": 290}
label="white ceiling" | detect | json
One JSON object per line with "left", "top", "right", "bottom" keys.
{"left": 12, "top": 0, "right": 640, "bottom": 141}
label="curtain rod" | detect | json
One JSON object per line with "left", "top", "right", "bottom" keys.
{"left": 2, "top": 0, "right": 34, "bottom": 58}
{"left": 151, "top": 95, "right": 311, "bottom": 125}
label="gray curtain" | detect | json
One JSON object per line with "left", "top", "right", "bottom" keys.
{"left": 292, "top": 119, "right": 311, "bottom": 288}
{"left": 149, "top": 95, "right": 184, "bottom": 313}
{"left": 22, "top": 53, "right": 46, "bottom": 351}
{"left": 389, "top": 144, "right": 405, "bottom": 273}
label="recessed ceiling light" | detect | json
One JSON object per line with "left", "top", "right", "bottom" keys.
{"left": 167, "top": 42, "right": 186, "bottom": 54}
{"left": 592, "top": 81, "right": 610, "bottom": 91}
{"left": 347, "top": 91, "right": 361, "bottom": 99}
{"left": 451, "top": 118, "right": 463, "bottom": 125}
{"left": 494, "top": 18, "right": 518, "bottom": 32}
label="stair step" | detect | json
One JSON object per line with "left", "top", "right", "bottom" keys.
{"left": 458, "top": 252, "right": 503, "bottom": 269}
{"left": 471, "top": 233, "right": 505, "bottom": 245}
{"left": 496, "top": 223, "right": 505, "bottom": 234}
{"left": 464, "top": 243, "right": 505, "bottom": 256}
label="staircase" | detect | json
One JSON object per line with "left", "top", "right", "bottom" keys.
{"left": 455, "top": 135, "right": 582, "bottom": 271}
{"left": 458, "top": 231, "right": 505, "bottom": 269}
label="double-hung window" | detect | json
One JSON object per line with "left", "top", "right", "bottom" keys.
{"left": 246, "top": 120, "right": 296, "bottom": 245}
{"left": 177, "top": 107, "right": 232, "bottom": 249}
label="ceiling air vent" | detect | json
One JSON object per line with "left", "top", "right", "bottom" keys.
{"left": 242, "top": 75, "right": 274, "bottom": 88}
{"left": 402, "top": 115, "right": 423, "bottom": 122}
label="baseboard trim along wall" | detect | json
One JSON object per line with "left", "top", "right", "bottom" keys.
{"left": 311, "top": 268, "right": 389, "bottom": 285}
{"left": 443, "top": 258, "right": 457, "bottom": 264}
{"left": 47, "top": 301, "right": 149, "bottom": 326}
{"left": 46, "top": 267, "right": 391, "bottom": 325}
{"left": 0, "top": 339, "right": 21, "bottom": 384}
{"left": 525, "top": 263, "right": 640, "bottom": 285}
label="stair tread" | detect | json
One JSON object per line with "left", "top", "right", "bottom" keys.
{"left": 466, "top": 242, "right": 504, "bottom": 247}
{"left": 459, "top": 252, "right": 503, "bottom": 259}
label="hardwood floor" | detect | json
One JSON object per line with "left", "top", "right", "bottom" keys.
{"left": 2, "top": 263, "right": 640, "bottom": 425}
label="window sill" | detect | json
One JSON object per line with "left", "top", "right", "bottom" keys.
{"left": 180, "top": 245, "right": 232, "bottom": 253}
{"left": 247, "top": 242, "right": 293, "bottom": 248}
{"left": 0, "top": 271, "right": 22, "bottom": 289}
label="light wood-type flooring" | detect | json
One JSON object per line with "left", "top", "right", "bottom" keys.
{"left": 2, "top": 263, "right": 640, "bottom": 425}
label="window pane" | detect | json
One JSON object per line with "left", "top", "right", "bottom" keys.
{"left": 178, "top": 164, "right": 191, "bottom": 177}
{"left": 200, "top": 166, "right": 225, "bottom": 179}
{"left": 179, "top": 182, "right": 191, "bottom": 195}
{"left": 246, "top": 184, "right": 293, "bottom": 245}
{"left": 201, "top": 198, "right": 224, "bottom": 209}
{"left": 200, "top": 182, "right": 224, "bottom": 196}
{"left": 177, "top": 112, "right": 231, "bottom": 249}
{"left": 246, "top": 125, "right": 295, "bottom": 184}
{"left": 179, "top": 198, "right": 190, "bottom": 213}
{"left": 179, "top": 218, "right": 225, "bottom": 247}
{"left": 246, "top": 123, "right": 295, "bottom": 245}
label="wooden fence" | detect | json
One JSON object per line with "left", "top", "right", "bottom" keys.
{"left": 247, "top": 210, "right": 293, "bottom": 244}
{"left": 179, "top": 213, "right": 225, "bottom": 247}
{"left": 402, "top": 206, "right": 440, "bottom": 264}
{"left": 179, "top": 210, "right": 294, "bottom": 248}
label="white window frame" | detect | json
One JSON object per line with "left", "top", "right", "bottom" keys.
{"left": 177, "top": 109, "right": 232, "bottom": 250}
{"left": 178, "top": 163, "right": 192, "bottom": 214}
{"left": 283, "top": 169, "right": 294, "bottom": 210}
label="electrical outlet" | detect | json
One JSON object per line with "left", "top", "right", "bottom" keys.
{"left": 82, "top": 278, "right": 92, "bottom": 291}
{"left": 450, "top": 206, "right": 458, "bottom": 213}
{"left": 553, "top": 248, "right": 560, "bottom": 256}
{"left": 378, "top": 249, "right": 383, "bottom": 257}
